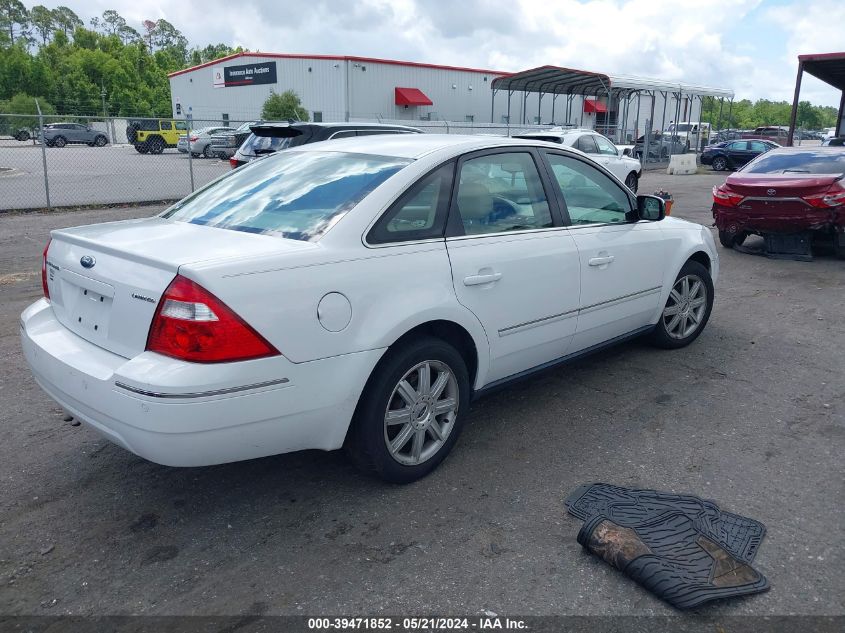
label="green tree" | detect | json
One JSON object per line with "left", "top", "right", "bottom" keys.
{"left": 261, "top": 90, "right": 310, "bottom": 121}
{"left": 29, "top": 5, "right": 54, "bottom": 45}
{"left": 51, "top": 6, "right": 81, "bottom": 38}
{"left": 101, "top": 9, "right": 126, "bottom": 36}
{"left": 0, "top": 0, "right": 29, "bottom": 44}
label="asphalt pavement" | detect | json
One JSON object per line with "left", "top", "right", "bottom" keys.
{"left": 0, "top": 171, "right": 842, "bottom": 618}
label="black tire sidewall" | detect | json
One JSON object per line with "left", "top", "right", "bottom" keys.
{"left": 347, "top": 337, "right": 470, "bottom": 484}
{"left": 625, "top": 173, "right": 638, "bottom": 192}
{"left": 650, "top": 260, "right": 714, "bottom": 349}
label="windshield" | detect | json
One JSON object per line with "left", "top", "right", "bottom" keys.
{"left": 160, "top": 151, "right": 411, "bottom": 241}
{"left": 668, "top": 124, "right": 692, "bottom": 132}
{"left": 743, "top": 150, "right": 845, "bottom": 175}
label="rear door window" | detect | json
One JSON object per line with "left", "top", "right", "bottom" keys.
{"left": 594, "top": 135, "right": 618, "bottom": 156}
{"left": 452, "top": 152, "right": 553, "bottom": 235}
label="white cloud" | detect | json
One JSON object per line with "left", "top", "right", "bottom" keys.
{"left": 40, "top": 0, "right": 844, "bottom": 106}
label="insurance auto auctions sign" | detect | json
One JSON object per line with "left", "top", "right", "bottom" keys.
{"left": 213, "top": 61, "right": 277, "bottom": 88}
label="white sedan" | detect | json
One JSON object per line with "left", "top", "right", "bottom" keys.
{"left": 21, "top": 135, "right": 718, "bottom": 483}
{"left": 514, "top": 129, "right": 643, "bottom": 192}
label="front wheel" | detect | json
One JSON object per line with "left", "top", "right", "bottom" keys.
{"left": 345, "top": 336, "right": 470, "bottom": 484}
{"left": 94, "top": 135, "right": 107, "bottom": 147}
{"left": 712, "top": 156, "right": 728, "bottom": 171}
{"left": 650, "top": 260, "right": 714, "bottom": 349}
{"left": 624, "top": 172, "right": 639, "bottom": 192}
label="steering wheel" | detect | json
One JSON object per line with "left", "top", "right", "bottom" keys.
{"left": 484, "top": 195, "right": 522, "bottom": 223}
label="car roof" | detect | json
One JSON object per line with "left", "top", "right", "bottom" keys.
{"left": 255, "top": 121, "right": 421, "bottom": 131}
{"left": 288, "top": 133, "right": 583, "bottom": 160}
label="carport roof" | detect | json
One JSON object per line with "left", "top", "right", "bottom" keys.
{"left": 491, "top": 66, "right": 611, "bottom": 96}
{"left": 799, "top": 52, "right": 845, "bottom": 91}
{"left": 491, "top": 65, "right": 734, "bottom": 98}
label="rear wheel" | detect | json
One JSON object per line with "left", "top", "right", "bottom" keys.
{"left": 624, "top": 172, "right": 639, "bottom": 192}
{"left": 712, "top": 156, "right": 728, "bottom": 171}
{"left": 202, "top": 144, "right": 213, "bottom": 158}
{"left": 134, "top": 142, "right": 149, "bottom": 154}
{"left": 345, "top": 336, "right": 470, "bottom": 484}
{"left": 53, "top": 136, "right": 66, "bottom": 148}
{"left": 650, "top": 260, "right": 714, "bottom": 349}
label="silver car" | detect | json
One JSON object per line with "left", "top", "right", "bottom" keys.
{"left": 176, "top": 126, "right": 234, "bottom": 158}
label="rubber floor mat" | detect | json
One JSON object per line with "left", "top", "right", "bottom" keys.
{"left": 566, "top": 483, "right": 770, "bottom": 609}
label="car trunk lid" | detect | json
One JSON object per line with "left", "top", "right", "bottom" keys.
{"left": 44, "top": 217, "right": 314, "bottom": 359}
{"left": 724, "top": 172, "right": 841, "bottom": 197}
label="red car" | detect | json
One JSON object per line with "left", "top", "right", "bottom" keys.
{"left": 712, "top": 147, "right": 845, "bottom": 258}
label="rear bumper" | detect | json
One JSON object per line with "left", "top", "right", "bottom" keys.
{"left": 712, "top": 203, "right": 838, "bottom": 234}
{"left": 21, "top": 299, "right": 383, "bottom": 467}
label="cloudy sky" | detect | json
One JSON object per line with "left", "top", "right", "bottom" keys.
{"left": 54, "top": 0, "right": 845, "bottom": 106}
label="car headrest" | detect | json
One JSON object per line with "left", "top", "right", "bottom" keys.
{"left": 458, "top": 181, "right": 494, "bottom": 221}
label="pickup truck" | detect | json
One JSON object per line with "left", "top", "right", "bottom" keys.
{"left": 741, "top": 126, "right": 791, "bottom": 145}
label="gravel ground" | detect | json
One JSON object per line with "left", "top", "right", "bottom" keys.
{"left": 0, "top": 171, "right": 842, "bottom": 618}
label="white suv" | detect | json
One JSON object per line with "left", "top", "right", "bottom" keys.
{"left": 514, "top": 129, "right": 642, "bottom": 192}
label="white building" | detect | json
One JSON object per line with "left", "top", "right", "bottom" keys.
{"left": 168, "top": 52, "right": 733, "bottom": 144}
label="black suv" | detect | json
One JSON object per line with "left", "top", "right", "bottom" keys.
{"left": 229, "top": 122, "right": 422, "bottom": 168}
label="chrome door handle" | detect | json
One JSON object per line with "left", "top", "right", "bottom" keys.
{"left": 588, "top": 255, "right": 615, "bottom": 266}
{"left": 463, "top": 272, "right": 503, "bottom": 286}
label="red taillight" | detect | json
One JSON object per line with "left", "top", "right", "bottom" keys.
{"left": 41, "top": 238, "right": 51, "bottom": 300}
{"left": 146, "top": 275, "right": 279, "bottom": 363}
{"left": 229, "top": 158, "right": 239, "bottom": 169}
{"left": 713, "top": 185, "right": 744, "bottom": 207}
{"left": 189, "top": 136, "right": 198, "bottom": 142}
{"left": 802, "top": 183, "right": 845, "bottom": 208}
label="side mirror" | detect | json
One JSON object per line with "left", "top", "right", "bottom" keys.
{"left": 637, "top": 195, "right": 665, "bottom": 221}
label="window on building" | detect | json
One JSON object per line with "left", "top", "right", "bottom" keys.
{"left": 501, "top": 115, "right": 510, "bottom": 124}
{"left": 222, "top": 113, "right": 229, "bottom": 126}
{"left": 313, "top": 111, "right": 323, "bottom": 122}
{"left": 465, "top": 115, "right": 474, "bottom": 123}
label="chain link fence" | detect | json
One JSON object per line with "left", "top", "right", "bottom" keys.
{"left": 0, "top": 112, "right": 569, "bottom": 212}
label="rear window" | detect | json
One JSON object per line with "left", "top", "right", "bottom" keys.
{"left": 743, "top": 150, "right": 845, "bottom": 175}
{"left": 240, "top": 133, "right": 294, "bottom": 155}
{"left": 161, "top": 151, "right": 411, "bottom": 241}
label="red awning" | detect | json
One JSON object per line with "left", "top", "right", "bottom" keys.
{"left": 395, "top": 87, "right": 433, "bottom": 106}
{"left": 583, "top": 99, "right": 607, "bottom": 113}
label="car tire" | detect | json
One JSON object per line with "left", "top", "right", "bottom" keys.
{"left": 712, "top": 156, "right": 727, "bottom": 171}
{"left": 650, "top": 260, "right": 714, "bottom": 350}
{"left": 660, "top": 148, "right": 669, "bottom": 162}
{"left": 53, "top": 136, "right": 66, "bottom": 148}
{"left": 624, "top": 172, "right": 639, "bottom": 192}
{"left": 345, "top": 336, "right": 470, "bottom": 484}
{"left": 94, "top": 135, "right": 107, "bottom": 147}
{"left": 202, "top": 144, "right": 213, "bottom": 158}
{"left": 135, "top": 142, "right": 149, "bottom": 154}
{"left": 148, "top": 137, "right": 164, "bottom": 154}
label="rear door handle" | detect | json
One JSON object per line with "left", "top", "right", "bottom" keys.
{"left": 588, "top": 255, "right": 615, "bottom": 267}
{"left": 463, "top": 272, "right": 503, "bottom": 286}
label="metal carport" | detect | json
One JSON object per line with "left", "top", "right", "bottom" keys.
{"left": 787, "top": 52, "right": 845, "bottom": 145}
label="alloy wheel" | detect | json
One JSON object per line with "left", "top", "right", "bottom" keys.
{"left": 383, "top": 360, "right": 458, "bottom": 466}
{"left": 662, "top": 275, "right": 708, "bottom": 339}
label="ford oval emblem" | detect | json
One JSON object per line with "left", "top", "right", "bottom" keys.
{"left": 80, "top": 255, "right": 96, "bottom": 269}
{"left": 766, "top": 188, "right": 776, "bottom": 196}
